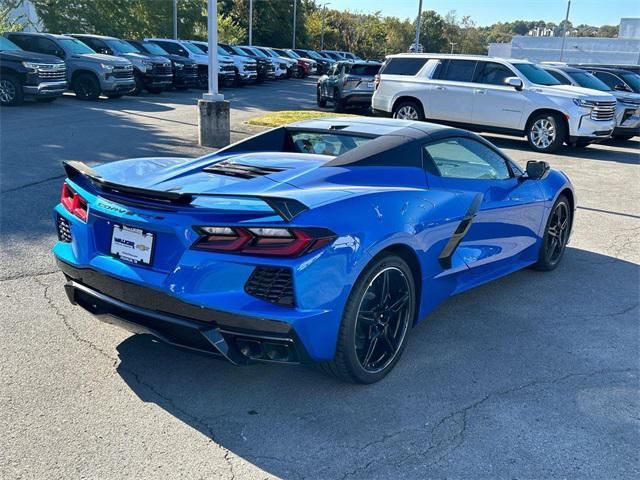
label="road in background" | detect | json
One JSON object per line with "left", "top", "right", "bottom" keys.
{"left": 1, "top": 80, "right": 638, "bottom": 479}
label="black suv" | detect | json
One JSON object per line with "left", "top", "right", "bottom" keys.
{"left": 0, "top": 36, "right": 67, "bottom": 106}
{"left": 127, "top": 40, "right": 198, "bottom": 90}
{"left": 575, "top": 66, "right": 640, "bottom": 94}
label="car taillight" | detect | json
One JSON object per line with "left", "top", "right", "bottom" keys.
{"left": 193, "top": 226, "right": 336, "bottom": 257}
{"left": 60, "top": 182, "right": 88, "bottom": 222}
{"left": 374, "top": 74, "right": 380, "bottom": 90}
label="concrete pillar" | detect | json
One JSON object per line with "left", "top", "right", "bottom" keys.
{"left": 198, "top": 99, "right": 230, "bottom": 148}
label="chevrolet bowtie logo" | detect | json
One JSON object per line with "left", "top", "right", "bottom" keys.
{"left": 136, "top": 244, "right": 150, "bottom": 252}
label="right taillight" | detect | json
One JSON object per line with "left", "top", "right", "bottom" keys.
{"left": 60, "top": 182, "right": 88, "bottom": 222}
{"left": 374, "top": 74, "right": 380, "bottom": 90}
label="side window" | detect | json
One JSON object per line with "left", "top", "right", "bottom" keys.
{"left": 593, "top": 71, "right": 620, "bottom": 89}
{"left": 546, "top": 70, "right": 571, "bottom": 85}
{"left": 423, "top": 137, "right": 511, "bottom": 180}
{"left": 475, "top": 62, "right": 515, "bottom": 86}
{"left": 35, "top": 38, "right": 59, "bottom": 55}
{"left": 380, "top": 57, "right": 428, "bottom": 76}
{"left": 7, "top": 34, "right": 32, "bottom": 51}
{"left": 156, "top": 41, "right": 186, "bottom": 56}
{"left": 440, "top": 60, "right": 477, "bottom": 82}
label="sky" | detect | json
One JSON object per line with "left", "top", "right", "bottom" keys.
{"left": 327, "top": 0, "right": 640, "bottom": 27}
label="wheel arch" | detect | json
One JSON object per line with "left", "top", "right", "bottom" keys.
{"left": 391, "top": 95, "right": 425, "bottom": 117}
{"left": 370, "top": 243, "right": 422, "bottom": 325}
{"left": 558, "top": 187, "right": 576, "bottom": 237}
{"left": 525, "top": 108, "right": 570, "bottom": 142}
{"left": 71, "top": 69, "right": 99, "bottom": 84}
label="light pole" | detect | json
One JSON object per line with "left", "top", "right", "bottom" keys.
{"left": 204, "top": 0, "right": 221, "bottom": 102}
{"left": 449, "top": 42, "right": 457, "bottom": 53}
{"left": 320, "top": 2, "right": 329, "bottom": 50}
{"left": 248, "top": 0, "right": 253, "bottom": 45}
{"left": 559, "top": 0, "right": 572, "bottom": 61}
{"left": 414, "top": 0, "right": 423, "bottom": 53}
{"left": 292, "top": 0, "right": 297, "bottom": 49}
{"left": 172, "top": 0, "right": 177, "bottom": 39}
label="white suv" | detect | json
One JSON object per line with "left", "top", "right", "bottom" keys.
{"left": 372, "top": 54, "right": 617, "bottom": 152}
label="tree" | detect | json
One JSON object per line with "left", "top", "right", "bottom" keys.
{"left": 217, "top": 14, "right": 246, "bottom": 44}
{"left": 0, "top": 3, "right": 25, "bottom": 32}
{"left": 417, "top": 10, "right": 446, "bottom": 53}
{"left": 598, "top": 25, "right": 618, "bottom": 38}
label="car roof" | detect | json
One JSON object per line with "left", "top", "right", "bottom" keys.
{"left": 386, "top": 53, "right": 532, "bottom": 64}
{"left": 578, "top": 66, "right": 634, "bottom": 74}
{"left": 542, "top": 65, "right": 583, "bottom": 73}
{"left": 7, "top": 32, "right": 73, "bottom": 40}
{"left": 71, "top": 34, "right": 119, "bottom": 41}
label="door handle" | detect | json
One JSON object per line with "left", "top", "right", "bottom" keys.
{"left": 474, "top": 88, "right": 487, "bottom": 94}
{"left": 435, "top": 85, "right": 446, "bottom": 91}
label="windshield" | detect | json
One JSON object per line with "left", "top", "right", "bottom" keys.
{"left": 231, "top": 46, "right": 247, "bottom": 56}
{"left": 216, "top": 46, "right": 228, "bottom": 56}
{"left": 183, "top": 42, "right": 205, "bottom": 54}
{"left": 0, "top": 37, "right": 22, "bottom": 51}
{"left": 263, "top": 48, "right": 279, "bottom": 58}
{"left": 289, "top": 131, "right": 372, "bottom": 156}
{"left": 567, "top": 71, "right": 611, "bottom": 91}
{"left": 305, "top": 50, "right": 323, "bottom": 60}
{"left": 59, "top": 38, "right": 95, "bottom": 54}
{"left": 621, "top": 72, "right": 640, "bottom": 91}
{"left": 287, "top": 50, "right": 300, "bottom": 58}
{"left": 107, "top": 39, "right": 140, "bottom": 54}
{"left": 513, "top": 63, "right": 561, "bottom": 86}
{"left": 219, "top": 44, "right": 234, "bottom": 54}
{"left": 140, "top": 41, "right": 167, "bottom": 55}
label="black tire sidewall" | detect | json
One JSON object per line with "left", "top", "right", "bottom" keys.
{"left": 392, "top": 100, "right": 425, "bottom": 121}
{"left": 73, "top": 74, "right": 100, "bottom": 101}
{"left": 537, "top": 195, "right": 571, "bottom": 271}
{"left": 338, "top": 254, "right": 416, "bottom": 384}
{"left": 317, "top": 85, "right": 327, "bottom": 107}
{"left": 527, "top": 113, "right": 565, "bottom": 153}
{"left": 333, "top": 89, "right": 343, "bottom": 112}
{"left": 0, "top": 75, "right": 24, "bottom": 106}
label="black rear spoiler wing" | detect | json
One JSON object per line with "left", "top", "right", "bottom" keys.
{"left": 63, "top": 160, "right": 308, "bottom": 222}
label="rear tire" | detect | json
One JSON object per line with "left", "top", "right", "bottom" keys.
{"left": 319, "top": 253, "right": 416, "bottom": 384}
{"left": 72, "top": 73, "right": 100, "bottom": 101}
{"left": 0, "top": 74, "right": 24, "bottom": 106}
{"left": 534, "top": 195, "right": 572, "bottom": 271}
{"left": 332, "top": 88, "right": 344, "bottom": 113}
{"left": 392, "top": 100, "right": 424, "bottom": 121}
{"left": 317, "top": 85, "right": 327, "bottom": 107}
{"left": 526, "top": 113, "right": 566, "bottom": 153}
{"left": 132, "top": 73, "right": 144, "bottom": 95}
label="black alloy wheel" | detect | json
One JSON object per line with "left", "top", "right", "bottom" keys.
{"left": 0, "top": 75, "right": 24, "bottom": 106}
{"left": 535, "top": 195, "right": 572, "bottom": 271}
{"left": 320, "top": 254, "right": 416, "bottom": 383}
{"left": 73, "top": 73, "right": 100, "bottom": 101}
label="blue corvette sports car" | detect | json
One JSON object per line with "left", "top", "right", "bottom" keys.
{"left": 53, "top": 117, "right": 575, "bottom": 383}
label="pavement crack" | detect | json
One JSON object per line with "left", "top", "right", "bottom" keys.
{"left": 0, "top": 174, "right": 66, "bottom": 194}
{"left": 1, "top": 270, "right": 59, "bottom": 282}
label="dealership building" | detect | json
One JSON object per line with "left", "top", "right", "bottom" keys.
{"left": 488, "top": 18, "right": 640, "bottom": 65}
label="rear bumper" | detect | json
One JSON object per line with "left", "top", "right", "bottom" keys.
{"left": 57, "top": 259, "right": 312, "bottom": 364}
{"left": 343, "top": 91, "right": 374, "bottom": 106}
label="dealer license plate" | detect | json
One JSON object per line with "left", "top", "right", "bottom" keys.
{"left": 110, "top": 224, "right": 154, "bottom": 266}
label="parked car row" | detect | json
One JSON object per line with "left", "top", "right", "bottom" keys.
{"left": 0, "top": 30, "right": 361, "bottom": 106}
{"left": 365, "top": 54, "right": 639, "bottom": 152}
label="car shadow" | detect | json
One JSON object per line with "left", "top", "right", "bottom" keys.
{"left": 114, "top": 247, "right": 639, "bottom": 479}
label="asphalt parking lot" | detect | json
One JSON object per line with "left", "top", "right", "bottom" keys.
{"left": 1, "top": 79, "right": 639, "bottom": 479}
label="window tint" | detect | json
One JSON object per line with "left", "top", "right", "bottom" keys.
{"left": 513, "top": 63, "right": 560, "bottom": 85}
{"left": 35, "top": 37, "right": 59, "bottom": 55}
{"left": 592, "top": 71, "right": 622, "bottom": 89}
{"left": 439, "top": 60, "right": 477, "bottom": 82}
{"left": 424, "top": 138, "right": 511, "bottom": 180}
{"left": 545, "top": 69, "right": 572, "bottom": 85}
{"left": 154, "top": 41, "right": 187, "bottom": 56}
{"left": 475, "top": 62, "right": 514, "bottom": 85}
{"left": 7, "top": 34, "right": 33, "bottom": 51}
{"left": 566, "top": 71, "right": 610, "bottom": 91}
{"left": 380, "top": 57, "right": 427, "bottom": 76}
{"left": 289, "top": 131, "right": 371, "bottom": 156}
{"left": 348, "top": 64, "right": 380, "bottom": 76}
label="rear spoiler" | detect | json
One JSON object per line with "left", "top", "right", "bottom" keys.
{"left": 63, "top": 160, "right": 308, "bottom": 222}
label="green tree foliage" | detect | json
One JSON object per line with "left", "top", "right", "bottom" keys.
{"left": 0, "top": 0, "right": 27, "bottom": 32}
{"left": 23, "top": 0, "right": 622, "bottom": 58}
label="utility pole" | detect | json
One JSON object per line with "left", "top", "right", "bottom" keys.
{"left": 559, "top": 0, "right": 571, "bottom": 61}
{"left": 320, "top": 3, "right": 329, "bottom": 50}
{"left": 449, "top": 42, "right": 457, "bottom": 53}
{"left": 205, "top": 0, "right": 221, "bottom": 101}
{"left": 248, "top": 0, "right": 253, "bottom": 45}
{"left": 414, "top": 0, "right": 423, "bottom": 52}
{"left": 292, "top": 0, "right": 297, "bottom": 49}
{"left": 172, "top": 0, "right": 177, "bottom": 39}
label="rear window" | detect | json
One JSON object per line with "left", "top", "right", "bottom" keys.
{"left": 380, "top": 57, "right": 428, "bottom": 76}
{"left": 288, "top": 131, "right": 372, "bottom": 156}
{"left": 346, "top": 64, "right": 380, "bottom": 76}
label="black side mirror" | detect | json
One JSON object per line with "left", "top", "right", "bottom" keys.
{"left": 614, "top": 83, "right": 631, "bottom": 92}
{"left": 525, "top": 160, "right": 550, "bottom": 180}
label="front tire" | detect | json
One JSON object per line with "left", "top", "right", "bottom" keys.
{"left": 0, "top": 74, "right": 24, "bottom": 106}
{"left": 320, "top": 254, "right": 416, "bottom": 384}
{"left": 392, "top": 100, "right": 424, "bottom": 121}
{"left": 72, "top": 73, "right": 100, "bottom": 101}
{"left": 526, "top": 113, "right": 566, "bottom": 153}
{"left": 534, "top": 195, "right": 572, "bottom": 271}
{"left": 317, "top": 85, "right": 327, "bottom": 107}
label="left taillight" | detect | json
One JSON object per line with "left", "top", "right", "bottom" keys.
{"left": 60, "top": 182, "right": 88, "bottom": 222}
{"left": 192, "top": 226, "right": 336, "bottom": 257}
